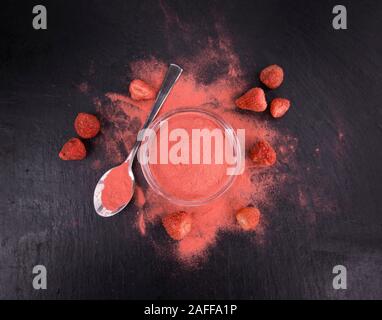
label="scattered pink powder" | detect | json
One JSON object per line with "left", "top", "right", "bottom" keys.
{"left": 91, "top": 159, "right": 102, "bottom": 170}
{"left": 134, "top": 186, "right": 146, "bottom": 207}
{"left": 137, "top": 210, "right": 146, "bottom": 236}
{"left": 92, "top": 41, "right": 285, "bottom": 264}
{"left": 83, "top": 28, "right": 337, "bottom": 266}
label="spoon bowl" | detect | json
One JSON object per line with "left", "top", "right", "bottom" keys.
{"left": 93, "top": 162, "right": 135, "bottom": 217}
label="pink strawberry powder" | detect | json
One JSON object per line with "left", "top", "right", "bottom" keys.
{"left": 101, "top": 162, "right": 133, "bottom": 212}
{"left": 146, "top": 111, "right": 234, "bottom": 202}
{"left": 89, "top": 34, "right": 305, "bottom": 266}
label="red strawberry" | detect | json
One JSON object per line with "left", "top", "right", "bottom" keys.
{"left": 235, "top": 87, "right": 267, "bottom": 112}
{"left": 250, "top": 140, "right": 276, "bottom": 166}
{"left": 74, "top": 113, "right": 101, "bottom": 139}
{"left": 59, "top": 138, "right": 86, "bottom": 160}
{"left": 260, "top": 64, "right": 284, "bottom": 89}
{"left": 129, "top": 79, "right": 156, "bottom": 101}
{"left": 270, "top": 98, "right": 291, "bottom": 118}
{"left": 162, "top": 211, "right": 192, "bottom": 241}
{"left": 236, "top": 207, "right": 261, "bottom": 231}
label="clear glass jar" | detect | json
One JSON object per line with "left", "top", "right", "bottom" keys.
{"left": 139, "top": 108, "right": 242, "bottom": 206}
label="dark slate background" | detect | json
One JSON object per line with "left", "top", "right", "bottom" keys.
{"left": 0, "top": 0, "right": 381, "bottom": 299}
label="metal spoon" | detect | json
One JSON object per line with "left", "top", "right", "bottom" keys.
{"left": 94, "top": 63, "right": 183, "bottom": 217}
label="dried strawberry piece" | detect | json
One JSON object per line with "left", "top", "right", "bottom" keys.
{"left": 59, "top": 138, "right": 86, "bottom": 160}
{"left": 270, "top": 98, "right": 291, "bottom": 118}
{"left": 250, "top": 140, "right": 276, "bottom": 166}
{"left": 236, "top": 207, "right": 261, "bottom": 231}
{"left": 162, "top": 211, "right": 192, "bottom": 241}
{"left": 129, "top": 79, "right": 156, "bottom": 101}
{"left": 235, "top": 87, "right": 267, "bottom": 112}
{"left": 259, "top": 64, "right": 284, "bottom": 89}
{"left": 74, "top": 113, "right": 101, "bottom": 139}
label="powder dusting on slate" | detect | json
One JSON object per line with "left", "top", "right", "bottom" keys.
{"left": 82, "top": 30, "right": 335, "bottom": 266}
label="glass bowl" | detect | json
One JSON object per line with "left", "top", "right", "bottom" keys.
{"left": 139, "top": 108, "right": 242, "bottom": 206}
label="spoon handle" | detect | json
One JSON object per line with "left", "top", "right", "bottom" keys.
{"left": 143, "top": 64, "right": 183, "bottom": 129}
{"left": 126, "top": 63, "right": 183, "bottom": 162}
